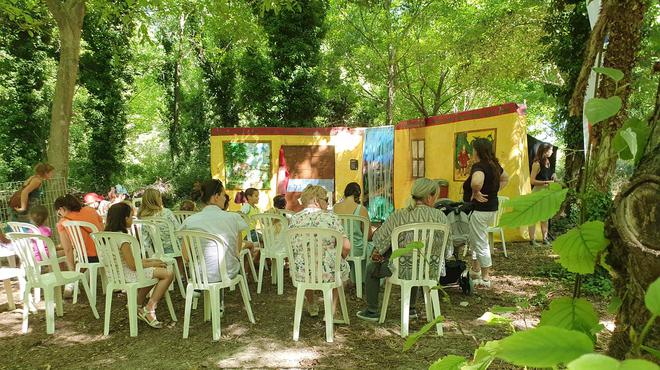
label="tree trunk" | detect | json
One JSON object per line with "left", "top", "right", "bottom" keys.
{"left": 587, "top": 0, "right": 647, "bottom": 192}
{"left": 605, "top": 80, "right": 659, "bottom": 359}
{"left": 45, "top": 0, "right": 85, "bottom": 180}
{"left": 385, "top": 45, "right": 396, "bottom": 126}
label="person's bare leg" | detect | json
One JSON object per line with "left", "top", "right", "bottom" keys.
{"left": 144, "top": 268, "right": 174, "bottom": 321}
{"left": 541, "top": 221, "right": 549, "bottom": 241}
{"left": 471, "top": 259, "right": 481, "bottom": 276}
{"left": 481, "top": 266, "right": 491, "bottom": 281}
{"left": 528, "top": 224, "right": 537, "bottom": 243}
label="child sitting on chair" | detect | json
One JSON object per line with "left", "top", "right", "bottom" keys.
{"left": 105, "top": 202, "right": 174, "bottom": 329}
{"left": 29, "top": 205, "right": 65, "bottom": 262}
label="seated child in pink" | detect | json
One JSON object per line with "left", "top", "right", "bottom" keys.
{"left": 29, "top": 205, "right": 53, "bottom": 261}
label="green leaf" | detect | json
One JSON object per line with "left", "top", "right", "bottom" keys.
{"left": 490, "top": 306, "right": 519, "bottom": 314}
{"left": 552, "top": 221, "right": 609, "bottom": 274}
{"left": 613, "top": 118, "right": 651, "bottom": 163}
{"left": 539, "top": 297, "right": 602, "bottom": 342}
{"left": 567, "top": 353, "right": 660, "bottom": 370}
{"left": 496, "top": 327, "right": 593, "bottom": 368}
{"left": 429, "top": 355, "right": 467, "bottom": 370}
{"left": 585, "top": 96, "right": 622, "bottom": 125}
{"left": 478, "top": 312, "right": 512, "bottom": 326}
{"left": 464, "top": 341, "right": 499, "bottom": 370}
{"left": 644, "top": 277, "right": 660, "bottom": 315}
{"left": 391, "top": 241, "right": 425, "bottom": 259}
{"left": 619, "top": 128, "right": 638, "bottom": 160}
{"left": 499, "top": 186, "right": 568, "bottom": 228}
{"left": 641, "top": 345, "right": 660, "bottom": 359}
{"left": 403, "top": 315, "right": 443, "bottom": 351}
{"left": 607, "top": 296, "right": 623, "bottom": 314}
{"left": 593, "top": 67, "right": 624, "bottom": 82}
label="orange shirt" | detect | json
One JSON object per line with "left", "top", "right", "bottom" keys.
{"left": 57, "top": 207, "right": 104, "bottom": 257}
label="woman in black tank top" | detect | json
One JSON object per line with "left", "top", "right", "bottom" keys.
{"left": 529, "top": 143, "right": 556, "bottom": 246}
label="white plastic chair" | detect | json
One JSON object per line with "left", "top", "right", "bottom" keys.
{"left": 378, "top": 222, "right": 449, "bottom": 338}
{"left": 487, "top": 196, "right": 509, "bottom": 257}
{"left": 252, "top": 213, "right": 289, "bottom": 295}
{"left": 237, "top": 212, "right": 258, "bottom": 284}
{"left": 177, "top": 230, "right": 255, "bottom": 341}
{"left": 134, "top": 217, "right": 187, "bottom": 297}
{"left": 1, "top": 266, "right": 25, "bottom": 311}
{"left": 287, "top": 227, "right": 350, "bottom": 343}
{"left": 7, "top": 232, "right": 100, "bottom": 334}
{"left": 91, "top": 231, "right": 177, "bottom": 336}
{"left": 172, "top": 211, "right": 196, "bottom": 224}
{"left": 62, "top": 221, "right": 107, "bottom": 307}
{"left": 337, "top": 214, "right": 369, "bottom": 299}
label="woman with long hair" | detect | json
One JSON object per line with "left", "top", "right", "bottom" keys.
{"left": 105, "top": 202, "right": 173, "bottom": 328}
{"left": 462, "top": 138, "right": 509, "bottom": 288}
{"left": 528, "top": 143, "right": 556, "bottom": 246}
{"left": 137, "top": 188, "right": 180, "bottom": 255}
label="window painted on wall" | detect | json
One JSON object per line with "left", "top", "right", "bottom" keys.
{"left": 411, "top": 139, "right": 425, "bottom": 178}
{"left": 223, "top": 141, "right": 272, "bottom": 190}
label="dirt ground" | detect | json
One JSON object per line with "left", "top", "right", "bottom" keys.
{"left": 0, "top": 243, "right": 612, "bottom": 370}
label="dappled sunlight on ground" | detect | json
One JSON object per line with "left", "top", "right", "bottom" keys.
{"left": 215, "top": 342, "right": 321, "bottom": 368}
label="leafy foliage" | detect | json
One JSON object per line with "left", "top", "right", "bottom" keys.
{"left": 402, "top": 315, "right": 443, "bottom": 351}
{"left": 567, "top": 354, "right": 659, "bottom": 370}
{"left": 552, "top": 221, "right": 609, "bottom": 274}
{"left": 613, "top": 118, "right": 651, "bottom": 163}
{"left": 495, "top": 326, "right": 593, "bottom": 368}
{"left": 499, "top": 183, "right": 568, "bottom": 228}
{"left": 644, "top": 277, "right": 660, "bottom": 316}
{"left": 585, "top": 96, "right": 623, "bottom": 125}
{"left": 539, "top": 297, "right": 602, "bottom": 342}
{"left": 428, "top": 355, "right": 466, "bottom": 370}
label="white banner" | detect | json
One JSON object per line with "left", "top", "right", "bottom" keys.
{"left": 286, "top": 179, "right": 335, "bottom": 193}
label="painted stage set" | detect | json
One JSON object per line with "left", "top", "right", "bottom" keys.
{"left": 210, "top": 102, "right": 533, "bottom": 240}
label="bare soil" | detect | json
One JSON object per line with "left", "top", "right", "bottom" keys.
{"left": 0, "top": 243, "right": 612, "bottom": 369}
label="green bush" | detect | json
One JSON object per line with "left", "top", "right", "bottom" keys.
{"left": 535, "top": 262, "right": 613, "bottom": 298}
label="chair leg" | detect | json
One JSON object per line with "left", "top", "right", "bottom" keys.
{"left": 354, "top": 260, "right": 363, "bottom": 299}
{"left": 338, "top": 284, "right": 350, "bottom": 325}
{"left": 378, "top": 280, "right": 392, "bottom": 323}
{"left": 44, "top": 288, "right": 56, "bottom": 334}
{"left": 174, "top": 265, "right": 186, "bottom": 298}
{"left": 89, "top": 267, "right": 98, "bottom": 309}
{"left": 400, "top": 285, "right": 412, "bottom": 338}
{"left": 247, "top": 251, "right": 258, "bottom": 282}
{"left": 127, "top": 287, "right": 138, "bottom": 337}
{"left": 500, "top": 229, "right": 508, "bottom": 258}
{"left": 79, "top": 276, "right": 100, "bottom": 319}
{"left": 22, "top": 283, "right": 30, "bottom": 333}
{"left": 4, "top": 279, "right": 15, "bottom": 310}
{"left": 209, "top": 288, "right": 221, "bottom": 341}
{"left": 322, "top": 288, "right": 334, "bottom": 343}
{"left": 33, "top": 287, "right": 41, "bottom": 304}
{"left": 100, "top": 267, "right": 108, "bottom": 294}
{"left": 277, "top": 258, "right": 284, "bottom": 295}
{"left": 431, "top": 289, "right": 443, "bottom": 336}
{"left": 55, "top": 286, "right": 64, "bottom": 317}
{"left": 103, "top": 284, "right": 114, "bottom": 336}
{"left": 257, "top": 254, "right": 266, "bottom": 294}
{"left": 423, "top": 286, "right": 433, "bottom": 322}
{"left": 488, "top": 231, "right": 495, "bottom": 256}
{"left": 183, "top": 286, "right": 194, "bottom": 339}
{"left": 165, "top": 290, "right": 177, "bottom": 321}
{"left": 238, "top": 278, "right": 255, "bottom": 323}
{"left": 292, "top": 288, "right": 305, "bottom": 341}
{"left": 72, "top": 266, "right": 82, "bottom": 304}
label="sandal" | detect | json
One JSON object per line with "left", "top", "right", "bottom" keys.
{"left": 138, "top": 307, "right": 163, "bottom": 329}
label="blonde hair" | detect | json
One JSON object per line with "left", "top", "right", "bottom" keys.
{"left": 406, "top": 178, "right": 439, "bottom": 211}
{"left": 300, "top": 185, "right": 328, "bottom": 207}
{"left": 137, "top": 188, "right": 164, "bottom": 218}
{"left": 34, "top": 163, "right": 54, "bottom": 177}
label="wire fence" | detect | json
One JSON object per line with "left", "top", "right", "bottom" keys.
{"left": 0, "top": 178, "right": 68, "bottom": 239}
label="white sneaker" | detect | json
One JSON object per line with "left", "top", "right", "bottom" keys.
{"left": 474, "top": 279, "right": 492, "bottom": 288}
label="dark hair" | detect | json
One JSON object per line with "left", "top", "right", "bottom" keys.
{"left": 200, "top": 179, "right": 224, "bottom": 204}
{"left": 54, "top": 194, "right": 82, "bottom": 212}
{"left": 105, "top": 203, "right": 133, "bottom": 233}
{"left": 472, "top": 138, "right": 501, "bottom": 187}
{"left": 222, "top": 193, "right": 230, "bottom": 211}
{"left": 534, "top": 142, "right": 553, "bottom": 167}
{"left": 29, "top": 205, "right": 49, "bottom": 226}
{"left": 180, "top": 200, "right": 195, "bottom": 211}
{"left": 245, "top": 188, "right": 258, "bottom": 198}
{"left": 273, "top": 194, "right": 287, "bottom": 210}
{"left": 34, "top": 163, "right": 54, "bottom": 177}
{"left": 344, "top": 182, "right": 361, "bottom": 203}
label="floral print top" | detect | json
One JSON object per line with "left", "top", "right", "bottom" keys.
{"left": 288, "top": 208, "right": 350, "bottom": 283}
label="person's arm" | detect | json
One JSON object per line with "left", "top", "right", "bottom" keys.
{"left": 58, "top": 227, "right": 75, "bottom": 270}
{"left": 341, "top": 237, "right": 351, "bottom": 258}
{"left": 17, "top": 177, "right": 42, "bottom": 211}
{"left": 530, "top": 162, "right": 550, "bottom": 187}
{"left": 120, "top": 242, "right": 137, "bottom": 270}
{"left": 470, "top": 170, "right": 488, "bottom": 203}
{"left": 500, "top": 169, "right": 510, "bottom": 189}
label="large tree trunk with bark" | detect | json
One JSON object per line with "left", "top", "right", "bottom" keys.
{"left": 605, "top": 80, "right": 660, "bottom": 359}
{"left": 45, "top": 0, "right": 85, "bottom": 180}
{"left": 583, "top": 0, "right": 647, "bottom": 192}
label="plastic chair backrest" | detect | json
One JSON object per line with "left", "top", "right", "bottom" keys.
{"left": 390, "top": 222, "right": 450, "bottom": 283}
{"left": 7, "top": 233, "right": 64, "bottom": 285}
{"left": 337, "top": 214, "right": 369, "bottom": 259}
{"left": 7, "top": 222, "right": 47, "bottom": 257}
{"left": 140, "top": 217, "right": 181, "bottom": 254}
{"left": 172, "top": 211, "right": 195, "bottom": 224}
{"left": 252, "top": 213, "right": 288, "bottom": 255}
{"left": 492, "top": 196, "right": 510, "bottom": 228}
{"left": 176, "top": 230, "right": 233, "bottom": 288}
{"left": 91, "top": 231, "right": 149, "bottom": 286}
{"left": 131, "top": 219, "right": 160, "bottom": 259}
{"left": 62, "top": 220, "right": 99, "bottom": 264}
{"left": 287, "top": 227, "right": 343, "bottom": 286}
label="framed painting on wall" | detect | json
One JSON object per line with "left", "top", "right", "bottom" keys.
{"left": 223, "top": 141, "right": 272, "bottom": 190}
{"left": 453, "top": 129, "right": 496, "bottom": 181}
